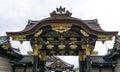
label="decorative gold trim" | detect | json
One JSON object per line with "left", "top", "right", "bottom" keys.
{"left": 70, "top": 37, "right": 77, "bottom": 41}
{"left": 70, "top": 45, "right": 78, "bottom": 49}
{"left": 85, "top": 48, "right": 90, "bottom": 55}
{"left": 51, "top": 24, "right": 72, "bottom": 33}
{"left": 60, "top": 51, "right": 65, "bottom": 55}
{"left": 27, "top": 51, "right": 33, "bottom": 55}
{"left": 59, "top": 37, "right": 65, "bottom": 40}
{"left": 33, "top": 47, "right": 38, "bottom": 55}
{"left": 39, "top": 51, "right": 46, "bottom": 61}
{"left": 12, "top": 35, "right": 26, "bottom": 41}
{"left": 58, "top": 44, "right": 66, "bottom": 49}
{"left": 80, "top": 29, "right": 89, "bottom": 37}
{"left": 47, "top": 44, "right": 54, "bottom": 49}
{"left": 69, "top": 51, "right": 74, "bottom": 55}
{"left": 114, "top": 42, "right": 120, "bottom": 49}
{"left": 51, "top": 24, "right": 72, "bottom": 27}
{"left": 50, "top": 51, "right": 55, "bottom": 55}
{"left": 47, "top": 37, "right": 54, "bottom": 40}
{"left": 34, "top": 30, "right": 43, "bottom": 37}
{"left": 98, "top": 35, "right": 112, "bottom": 41}
{"left": 112, "top": 51, "right": 119, "bottom": 56}
{"left": 81, "top": 45, "right": 87, "bottom": 49}
{"left": 79, "top": 51, "right": 86, "bottom": 61}
{"left": 2, "top": 41, "right": 10, "bottom": 50}
{"left": 91, "top": 51, "right": 98, "bottom": 55}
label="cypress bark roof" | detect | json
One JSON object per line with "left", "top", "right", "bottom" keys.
{"left": 104, "top": 35, "right": 120, "bottom": 59}
{"left": 6, "top": 6, "right": 118, "bottom": 36}
{"left": 0, "top": 36, "right": 22, "bottom": 59}
{"left": 0, "top": 36, "right": 9, "bottom": 45}
{"left": 90, "top": 55, "right": 116, "bottom": 64}
{"left": 6, "top": 18, "right": 118, "bottom": 36}
{"left": 11, "top": 55, "right": 74, "bottom": 68}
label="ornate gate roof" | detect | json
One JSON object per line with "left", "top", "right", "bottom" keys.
{"left": 6, "top": 6, "right": 118, "bottom": 39}
{"left": 6, "top": 6, "right": 118, "bottom": 56}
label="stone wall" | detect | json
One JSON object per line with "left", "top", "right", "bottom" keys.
{"left": 0, "top": 56, "right": 12, "bottom": 72}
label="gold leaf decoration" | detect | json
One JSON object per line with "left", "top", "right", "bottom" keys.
{"left": 70, "top": 37, "right": 77, "bottom": 40}
{"left": 47, "top": 37, "right": 54, "bottom": 40}
{"left": 27, "top": 51, "right": 33, "bottom": 55}
{"left": 47, "top": 44, "right": 54, "bottom": 49}
{"left": 70, "top": 44, "right": 78, "bottom": 49}
{"left": 58, "top": 44, "right": 65, "bottom": 49}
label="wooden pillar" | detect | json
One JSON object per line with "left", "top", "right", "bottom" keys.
{"left": 79, "top": 51, "right": 86, "bottom": 72}
{"left": 32, "top": 42, "right": 39, "bottom": 72}
{"left": 12, "top": 64, "right": 15, "bottom": 72}
{"left": 112, "top": 64, "right": 115, "bottom": 72}
{"left": 79, "top": 60, "right": 86, "bottom": 72}
{"left": 39, "top": 60, "right": 45, "bottom": 72}
{"left": 86, "top": 56, "right": 91, "bottom": 72}
{"left": 23, "top": 64, "right": 26, "bottom": 72}
{"left": 99, "top": 67, "right": 101, "bottom": 72}
{"left": 99, "top": 64, "right": 102, "bottom": 72}
{"left": 32, "top": 55, "right": 38, "bottom": 72}
{"left": 112, "top": 67, "right": 115, "bottom": 72}
{"left": 39, "top": 51, "right": 46, "bottom": 72}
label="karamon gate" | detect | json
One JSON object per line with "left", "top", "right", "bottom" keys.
{"left": 7, "top": 6, "right": 118, "bottom": 72}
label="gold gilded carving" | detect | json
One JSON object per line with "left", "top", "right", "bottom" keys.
{"left": 59, "top": 37, "right": 65, "bottom": 40}
{"left": 32, "top": 43, "right": 39, "bottom": 55}
{"left": 2, "top": 41, "right": 10, "bottom": 50}
{"left": 34, "top": 30, "right": 43, "bottom": 37}
{"left": 58, "top": 44, "right": 65, "bottom": 49}
{"left": 33, "top": 47, "right": 38, "bottom": 55}
{"left": 112, "top": 51, "right": 119, "bottom": 56}
{"left": 70, "top": 37, "right": 77, "bottom": 41}
{"left": 27, "top": 51, "right": 33, "bottom": 55}
{"left": 51, "top": 24, "right": 72, "bottom": 27}
{"left": 50, "top": 51, "right": 55, "bottom": 55}
{"left": 51, "top": 24, "right": 72, "bottom": 33}
{"left": 98, "top": 35, "right": 112, "bottom": 41}
{"left": 80, "top": 29, "right": 89, "bottom": 37}
{"left": 69, "top": 51, "right": 74, "bottom": 55}
{"left": 82, "top": 44, "right": 92, "bottom": 55}
{"left": 38, "top": 45, "right": 42, "bottom": 49}
{"left": 60, "top": 51, "right": 65, "bottom": 55}
{"left": 81, "top": 37, "right": 93, "bottom": 55}
{"left": 47, "top": 44, "right": 54, "bottom": 49}
{"left": 39, "top": 51, "right": 46, "bottom": 61}
{"left": 85, "top": 48, "right": 90, "bottom": 55}
{"left": 81, "top": 45, "right": 87, "bottom": 49}
{"left": 12, "top": 35, "right": 26, "bottom": 41}
{"left": 79, "top": 51, "right": 86, "bottom": 61}
{"left": 47, "top": 37, "right": 54, "bottom": 40}
{"left": 31, "top": 37, "right": 43, "bottom": 50}
{"left": 91, "top": 51, "right": 98, "bottom": 55}
{"left": 115, "top": 42, "right": 120, "bottom": 50}
{"left": 70, "top": 45, "right": 77, "bottom": 49}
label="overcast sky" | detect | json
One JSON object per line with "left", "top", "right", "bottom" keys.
{"left": 0, "top": 0, "right": 120, "bottom": 67}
